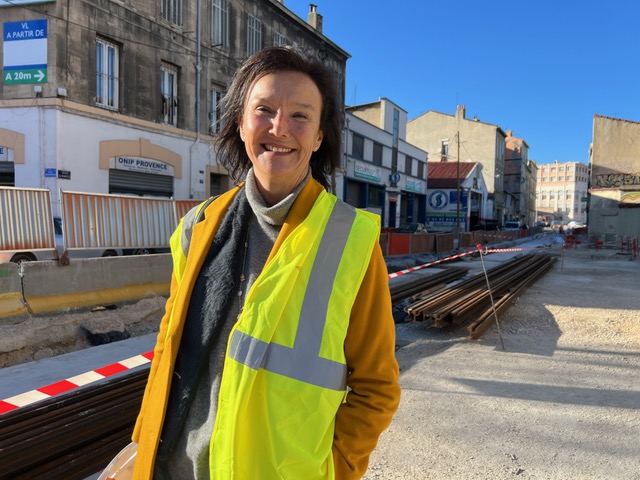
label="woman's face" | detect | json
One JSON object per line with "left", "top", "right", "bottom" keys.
{"left": 239, "top": 71, "right": 324, "bottom": 201}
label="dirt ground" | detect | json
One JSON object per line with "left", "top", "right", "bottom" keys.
{"left": 366, "top": 238, "right": 640, "bottom": 479}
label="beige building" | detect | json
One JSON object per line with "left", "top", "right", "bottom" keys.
{"left": 407, "top": 105, "right": 507, "bottom": 226}
{"left": 504, "top": 131, "right": 537, "bottom": 227}
{"left": 0, "top": 1, "right": 347, "bottom": 212}
{"left": 536, "top": 160, "right": 589, "bottom": 226}
{"left": 588, "top": 114, "right": 640, "bottom": 239}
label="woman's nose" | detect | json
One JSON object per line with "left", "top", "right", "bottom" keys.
{"left": 269, "top": 110, "right": 289, "bottom": 137}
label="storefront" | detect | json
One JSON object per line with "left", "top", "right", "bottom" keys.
{"left": 109, "top": 155, "right": 175, "bottom": 197}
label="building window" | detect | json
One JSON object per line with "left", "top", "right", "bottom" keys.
{"left": 404, "top": 155, "right": 412, "bottom": 175}
{"left": 247, "top": 14, "right": 262, "bottom": 57}
{"left": 352, "top": 133, "right": 364, "bottom": 159}
{"left": 161, "top": 0, "right": 182, "bottom": 26}
{"left": 209, "top": 85, "right": 224, "bottom": 135}
{"left": 372, "top": 142, "right": 383, "bottom": 166}
{"left": 549, "top": 192, "right": 555, "bottom": 199}
{"left": 273, "top": 30, "right": 288, "bottom": 46}
{"left": 161, "top": 63, "right": 179, "bottom": 126}
{"left": 567, "top": 175, "right": 573, "bottom": 181}
{"left": 417, "top": 161, "right": 424, "bottom": 179}
{"left": 211, "top": 0, "right": 228, "bottom": 48}
{"left": 440, "top": 140, "right": 449, "bottom": 161}
{"left": 96, "top": 38, "right": 119, "bottom": 110}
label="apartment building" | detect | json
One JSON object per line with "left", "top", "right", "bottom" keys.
{"left": 407, "top": 105, "right": 507, "bottom": 226}
{"left": 588, "top": 114, "right": 640, "bottom": 238}
{"left": 536, "top": 160, "right": 589, "bottom": 226}
{"left": 504, "top": 130, "right": 537, "bottom": 227}
{"left": 0, "top": 1, "right": 347, "bottom": 215}
{"left": 342, "top": 98, "right": 428, "bottom": 229}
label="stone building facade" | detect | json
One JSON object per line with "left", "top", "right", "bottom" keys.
{"left": 588, "top": 114, "right": 640, "bottom": 239}
{"left": 406, "top": 105, "right": 507, "bottom": 226}
{"left": 504, "top": 130, "right": 537, "bottom": 227}
{"left": 0, "top": 1, "right": 347, "bottom": 215}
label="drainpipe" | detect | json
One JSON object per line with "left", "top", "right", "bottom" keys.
{"left": 195, "top": 0, "right": 202, "bottom": 135}
{"left": 190, "top": 0, "right": 202, "bottom": 199}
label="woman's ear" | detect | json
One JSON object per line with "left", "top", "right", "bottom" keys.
{"left": 239, "top": 122, "right": 245, "bottom": 142}
{"left": 314, "top": 130, "right": 324, "bottom": 152}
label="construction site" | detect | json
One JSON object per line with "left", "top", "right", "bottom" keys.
{"left": 0, "top": 232, "right": 639, "bottom": 479}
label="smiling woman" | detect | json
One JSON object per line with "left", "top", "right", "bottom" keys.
{"left": 124, "top": 46, "right": 401, "bottom": 480}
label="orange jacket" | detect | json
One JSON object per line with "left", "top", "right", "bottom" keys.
{"left": 132, "top": 178, "right": 401, "bottom": 479}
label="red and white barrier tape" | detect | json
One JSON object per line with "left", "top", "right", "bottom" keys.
{"left": 387, "top": 250, "right": 478, "bottom": 279}
{"left": 0, "top": 351, "right": 154, "bottom": 414}
{"left": 387, "top": 246, "right": 546, "bottom": 279}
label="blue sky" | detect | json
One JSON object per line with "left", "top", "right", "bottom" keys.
{"left": 286, "top": 1, "right": 640, "bottom": 165}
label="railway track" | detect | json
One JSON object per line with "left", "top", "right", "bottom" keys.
{"left": 0, "top": 367, "right": 148, "bottom": 480}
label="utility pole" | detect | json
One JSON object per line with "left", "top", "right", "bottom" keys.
{"left": 456, "top": 130, "right": 461, "bottom": 231}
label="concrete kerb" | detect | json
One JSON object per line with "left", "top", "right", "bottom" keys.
{"left": 20, "top": 254, "right": 172, "bottom": 315}
{"left": 1, "top": 253, "right": 172, "bottom": 324}
{"left": 0, "top": 262, "right": 28, "bottom": 321}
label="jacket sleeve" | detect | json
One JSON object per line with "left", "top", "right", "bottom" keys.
{"left": 131, "top": 270, "right": 178, "bottom": 443}
{"left": 332, "top": 242, "right": 401, "bottom": 478}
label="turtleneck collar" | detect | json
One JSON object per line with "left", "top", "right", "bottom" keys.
{"left": 244, "top": 167, "right": 311, "bottom": 227}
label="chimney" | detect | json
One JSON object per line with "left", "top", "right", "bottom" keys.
{"left": 455, "top": 104, "right": 466, "bottom": 120}
{"left": 308, "top": 4, "right": 323, "bottom": 33}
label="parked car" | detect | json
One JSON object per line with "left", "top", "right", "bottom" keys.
{"left": 503, "top": 221, "right": 527, "bottom": 231}
{"left": 472, "top": 220, "right": 499, "bottom": 231}
{"left": 566, "top": 221, "right": 586, "bottom": 229}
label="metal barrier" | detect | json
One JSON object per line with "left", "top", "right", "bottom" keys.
{"left": 61, "top": 191, "right": 176, "bottom": 250}
{"left": 0, "top": 187, "right": 55, "bottom": 252}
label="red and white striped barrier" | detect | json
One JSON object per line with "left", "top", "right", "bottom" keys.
{"left": 387, "top": 250, "right": 478, "bottom": 279}
{"left": 0, "top": 351, "right": 154, "bottom": 414}
{"left": 387, "top": 246, "right": 547, "bottom": 279}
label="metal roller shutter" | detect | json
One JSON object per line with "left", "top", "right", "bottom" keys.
{"left": 109, "top": 169, "right": 173, "bottom": 197}
{"left": 0, "top": 162, "right": 15, "bottom": 186}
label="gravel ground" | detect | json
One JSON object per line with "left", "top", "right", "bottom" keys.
{"left": 366, "top": 236, "right": 640, "bottom": 480}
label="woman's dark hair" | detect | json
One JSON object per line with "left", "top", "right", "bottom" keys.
{"left": 215, "top": 46, "right": 342, "bottom": 190}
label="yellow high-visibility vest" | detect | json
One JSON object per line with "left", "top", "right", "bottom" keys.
{"left": 173, "top": 190, "right": 379, "bottom": 478}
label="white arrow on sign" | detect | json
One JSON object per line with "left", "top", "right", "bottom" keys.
{"left": 34, "top": 70, "right": 45, "bottom": 82}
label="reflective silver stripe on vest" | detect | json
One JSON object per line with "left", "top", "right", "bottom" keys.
{"left": 180, "top": 206, "right": 201, "bottom": 256}
{"left": 229, "top": 200, "right": 357, "bottom": 391}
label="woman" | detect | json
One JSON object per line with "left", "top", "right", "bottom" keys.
{"left": 131, "top": 46, "right": 400, "bottom": 479}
